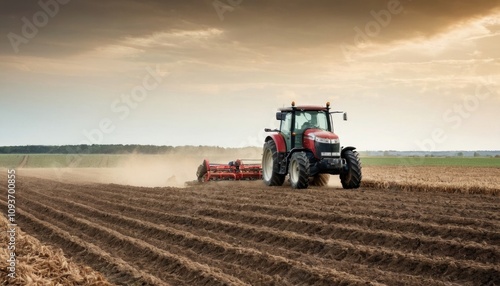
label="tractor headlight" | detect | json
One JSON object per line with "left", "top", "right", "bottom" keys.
{"left": 315, "top": 137, "right": 339, "bottom": 144}
{"left": 315, "top": 137, "right": 330, "bottom": 144}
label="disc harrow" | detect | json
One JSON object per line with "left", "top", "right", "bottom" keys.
{"left": 196, "top": 159, "right": 262, "bottom": 182}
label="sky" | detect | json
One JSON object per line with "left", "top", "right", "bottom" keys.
{"left": 0, "top": 0, "right": 499, "bottom": 151}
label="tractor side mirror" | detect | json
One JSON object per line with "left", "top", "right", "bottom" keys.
{"left": 343, "top": 112, "right": 348, "bottom": 121}
{"left": 276, "top": 112, "right": 285, "bottom": 121}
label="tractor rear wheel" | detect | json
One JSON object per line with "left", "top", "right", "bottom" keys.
{"left": 310, "top": 174, "right": 330, "bottom": 186}
{"left": 289, "top": 152, "right": 310, "bottom": 189}
{"left": 262, "top": 140, "right": 285, "bottom": 186}
{"left": 340, "top": 150, "right": 362, "bottom": 189}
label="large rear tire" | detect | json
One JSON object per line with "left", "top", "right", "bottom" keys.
{"left": 289, "top": 152, "right": 310, "bottom": 189}
{"left": 310, "top": 174, "right": 330, "bottom": 187}
{"left": 340, "top": 150, "right": 362, "bottom": 189}
{"left": 262, "top": 140, "right": 285, "bottom": 186}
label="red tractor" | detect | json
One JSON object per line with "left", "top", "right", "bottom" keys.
{"left": 262, "top": 101, "right": 362, "bottom": 189}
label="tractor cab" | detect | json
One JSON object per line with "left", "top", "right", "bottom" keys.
{"left": 276, "top": 102, "right": 343, "bottom": 159}
{"left": 277, "top": 106, "right": 334, "bottom": 152}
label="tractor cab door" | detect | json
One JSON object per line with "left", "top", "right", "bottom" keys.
{"left": 293, "top": 112, "right": 310, "bottom": 147}
{"left": 280, "top": 112, "right": 293, "bottom": 152}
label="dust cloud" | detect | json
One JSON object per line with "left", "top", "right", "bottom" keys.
{"left": 110, "top": 154, "right": 203, "bottom": 187}
{"left": 17, "top": 147, "right": 264, "bottom": 188}
{"left": 109, "top": 148, "right": 262, "bottom": 187}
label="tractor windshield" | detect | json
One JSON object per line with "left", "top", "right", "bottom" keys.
{"left": 295, "top": 111, "right": 329, "bottom": 131}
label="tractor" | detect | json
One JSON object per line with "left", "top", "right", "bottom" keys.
{"left": 262, "top": 101, "right": 362, "bottom": 189}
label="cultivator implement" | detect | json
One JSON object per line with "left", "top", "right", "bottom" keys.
{"left": 196, "top": 159, "right": 262, "bottom": 182}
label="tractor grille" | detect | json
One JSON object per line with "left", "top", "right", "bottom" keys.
{"left": 315, "top": 142, "right": 340, "bottom": 158}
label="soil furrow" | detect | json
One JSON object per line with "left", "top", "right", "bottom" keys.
{"left": 70, "top": 184, "right": 500, "bottom": 246}
{"left": 16, "top": 196, "right": 250, "bottom": 286}
{"left": 22, "top": 186, "right": 382, "bottom": 286}
{"left": 20, "top": 191, "right": 291, "bottom": 285}
{"left": 23, "top": 186, "right": 499, "bottom": 285}
{"left": 0, "top": 201, "right": 170, "bottom": 286}
{"left": 68, "top": 182, "right": 500, "bottom": 231}
{"left": 196, "top": 207, "right": 500, "bottom": 264}
{"left": 75, "top": 181, "right": 500, "bottom": 220}
{"left": 30, "top": 183, "right": 499, "bottom": 265}
{"left": 57, "top": 178, "right": 500, "bottom": 229}
{"left": 22, "top": 185, "right": 459, "bottom": 286}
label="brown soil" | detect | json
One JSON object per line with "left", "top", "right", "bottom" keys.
{"left": 0, "top": 171, "right": 499, "bottom": 285}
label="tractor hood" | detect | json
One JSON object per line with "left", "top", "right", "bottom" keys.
{"left": 304, "top": 129, "right": 339, "bottom": 143}
{"left": 303, "top": 129, "right": 341, "bottom": 159}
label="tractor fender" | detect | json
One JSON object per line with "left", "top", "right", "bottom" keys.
{"left": 265, "top": 134, "right": 287, "bottom": 153}
{"left": 341, "top": 146, "right": 357, "bottom": 158}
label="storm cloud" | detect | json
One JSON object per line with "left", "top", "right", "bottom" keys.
{"left": 1, "top": 0, "right": 499, "bottom": 57}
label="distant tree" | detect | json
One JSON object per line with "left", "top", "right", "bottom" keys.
{"left": 473, "top": 152, "right": 481, "bottom": 157}
{"left": 457, "top": 152, "right": 464, "bottom": 157}
{"left": 0, "top": 144, "right": 182, "bottom": 154}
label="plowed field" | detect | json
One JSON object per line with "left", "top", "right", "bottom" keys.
{"left": 1, "top": 174, "right": 500, "bottom": 286}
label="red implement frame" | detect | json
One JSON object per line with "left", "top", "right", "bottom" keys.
{"left": 196, "top": 159, "right": 262, "bottom": 182}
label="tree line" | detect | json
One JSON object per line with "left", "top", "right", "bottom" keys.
{"left": 0, "top": 145, "right": 200, "bottom": 154}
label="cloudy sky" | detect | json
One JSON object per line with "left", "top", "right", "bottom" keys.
{"left": 0, "top": 0, "right": 499, "bottom": 151}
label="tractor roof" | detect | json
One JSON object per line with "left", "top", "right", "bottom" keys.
{"left": 279, "top": 105, "right": 329, "bottom": 112}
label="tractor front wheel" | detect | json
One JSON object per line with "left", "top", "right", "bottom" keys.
{"left": 289, "top": 152, "right": 310, "bottom": 189}
{"left": 262, "top": 140, "right": 285, "bottom": 186}
{"left": 340, "top": 150, "right": 362, "bottom": 189}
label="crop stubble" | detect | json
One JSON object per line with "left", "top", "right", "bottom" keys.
{"left": 363, "top": 166, "right": 500, "bottom": 195}
{"left": 0, "top": 173, "right": 499, "bottom": 285}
